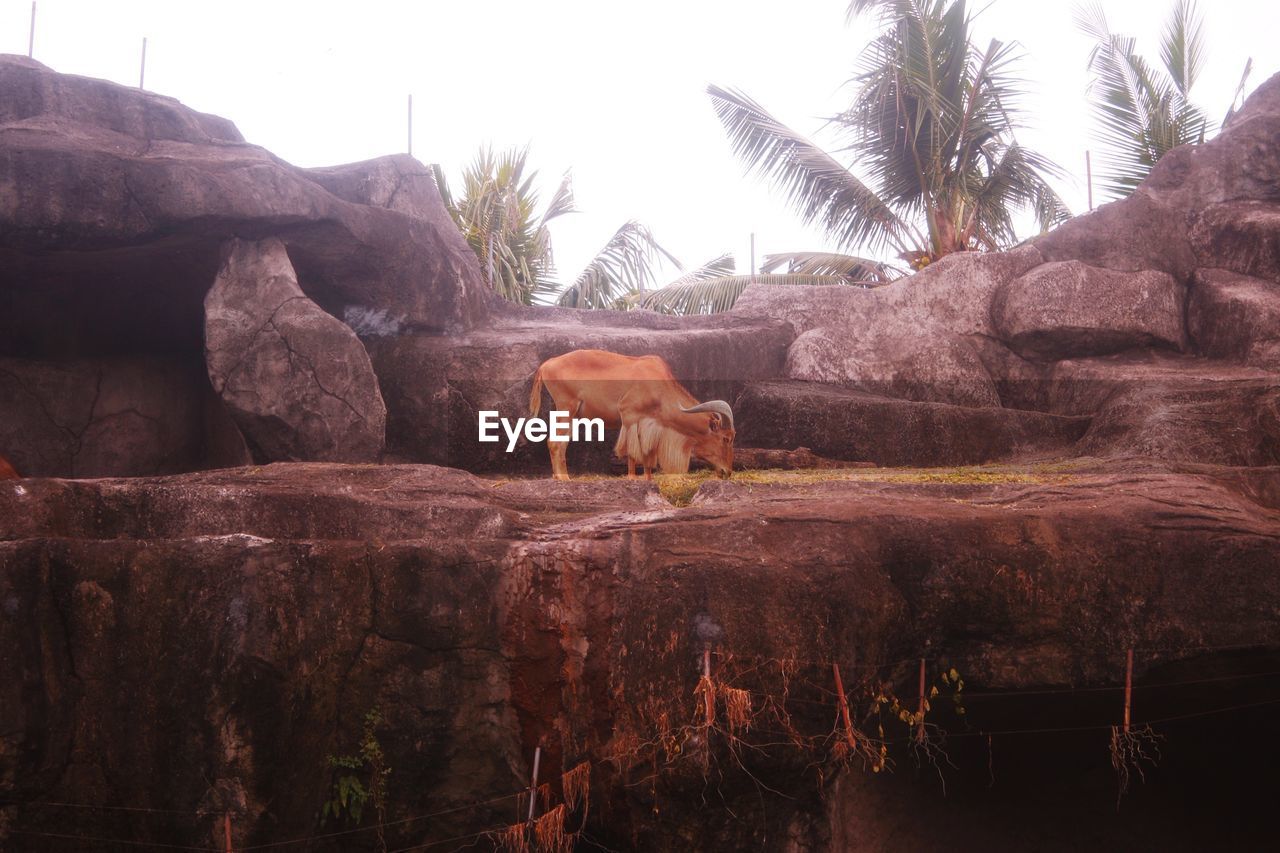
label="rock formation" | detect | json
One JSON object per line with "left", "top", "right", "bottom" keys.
{"left": 205, "top": 238, "right": 387, "bottom": 462}
{"left": 1, "top": 52, "right": 1279, "bottom": 853}
{"left": 3, "top": 462, "right": 1279, "bottom": 850}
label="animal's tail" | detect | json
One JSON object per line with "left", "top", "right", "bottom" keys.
{"left": 528, "top": 366, "right": 544, "bottom": 418}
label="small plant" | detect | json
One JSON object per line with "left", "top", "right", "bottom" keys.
{"left": 322, "top": 708, "right": 391, "bottom": 848}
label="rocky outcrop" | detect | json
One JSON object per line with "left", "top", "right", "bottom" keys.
{"left": 1188, "top": 269, "right": 1280, "bottom": 366}
{"left": 0, "top": 55, "right": 486, "bottom": 475}
{"left": 204, "top": 239, "right": 387, "bottom": 462}
{"left": 4, "top": 53, "right": 1280, "bottom": 476}
{"left": 991, "top": 261, "right": 1186, "bottom": 360}
{"left": 2, "top": 463, "right": 1278, "bottom": 850}
{"left": 3, "top": 51, "right": 1280, "bottom": 853}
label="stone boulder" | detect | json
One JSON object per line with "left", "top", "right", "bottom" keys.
{"left": 785, "top": 326, "right": 1001, "bottom": 407}
{"left": 991, "top": 261, "right": 1187, "bottom": 361}
{"left": 1190, "top": 202, "right": 1280, "bottom": 282}
{"left": 0, "top": 56, "right": 490, "bottom": 336}
{"left": 204, "top": 238, "right": 387, "bottom": 462}
{"left": 1189, "top": 269, "right": 1280, "bottom": 366}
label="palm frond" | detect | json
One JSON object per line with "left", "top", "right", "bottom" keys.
{"left": 637, "top": 274, "right": 857, "bottom": 316}
{"left": 1223, "top": 57, "right": 1254, "bottom": 126}
{"left": 430, "top": 163, "right": 457, "bottom": 216}
{"left": 541, "top": 171, "right": 576, "bottom": 225}
{"left": 760, "top": 251, "right": 900, "bottom": 282}
{"left": 1079, "top": 2, "right": 1212, "bottom": 199}
{"left": 707, "top": 84, "right": 912, "bottom": 255}
{"left": 1160, "top": 0, "right": 1205, "bottom": 99}
{"left": 556, "top": 222, "right": 680, "bottom": 309}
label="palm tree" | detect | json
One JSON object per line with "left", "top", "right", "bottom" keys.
{"left": 433, "top": 147, "right": 678, "bottom": 308}
{"left": 632, "top": 252, "right": 898, "bottom": 315}
{"left": 1077, "top": 0, "right": 1252, "bottom": 199}
{"left": 707, "top": 0, "right": 1069, "bottom": 276}
{"left": 432, "top": 147, "right": 571, "bottom": 305}
{"left": 554, "top": 221, "right": 680, "bottom": 309}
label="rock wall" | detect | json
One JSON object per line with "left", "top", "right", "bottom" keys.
{"left": 2, "top": 463, "right": 1278, "bottom": 850}
{"left": 4, "top": 53, "right": 1279, "bottom": 477}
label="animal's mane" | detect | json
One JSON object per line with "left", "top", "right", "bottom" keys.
{"left": 615, "top": 417, "right": 691, "bottom": 474}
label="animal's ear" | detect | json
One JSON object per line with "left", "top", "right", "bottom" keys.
{"left": 708, "top": 413, "right": 722, "bottom": 431}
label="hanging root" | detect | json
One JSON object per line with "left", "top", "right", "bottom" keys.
{"left": 496, "top": 822, "right": 530, "bottom": 853}
{"left": 533, "top": 804, "right": 574, "bottom": 853}
{"left": 695, "top": 675, "right": 716, "bottom": 728}
{"left": 1109, "top": 724, "right": 1163, "bottom": 806}
{"left": 720, "top": 685, "right": 753, "bottom": 736}
{"left": 562, "top": 761, "right": 591, "bottom": 820}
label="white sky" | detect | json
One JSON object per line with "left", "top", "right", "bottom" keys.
{"left": 2, "top": 0, "right": 1276, "bottom": 286}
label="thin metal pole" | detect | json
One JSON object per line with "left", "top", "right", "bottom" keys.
{"left": 526, "top": 745, "right": 542, "bottom": 823}
{"left": 1086, "top": 150, "right": 1094, "bottom": 212}
{"left": 139, "top": 37, "right": 147, "bottom": 89}
{"left": 407, "top": 94, "right": 413, "bottom": 156}
{"left": 28, "top": 2, "right": 36, "bottom": 58}
{"left": 749, "top": 232, "right": 756, "bottom": 275}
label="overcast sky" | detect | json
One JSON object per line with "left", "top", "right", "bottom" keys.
{"left": 3, "top": 0, "right": 1276, "bottom": 287}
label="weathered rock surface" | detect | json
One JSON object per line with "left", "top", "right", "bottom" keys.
{"left": 737, "top": 381, "right": 1089, "bottom": 466}
{"left": 204, "top": 238, "right": 387, "bottom": 462}
{"left": 2, "top": 463, "right": 1278, "bottom": 850}
{"left": 0, "top": 356, "right": 248, "bottom": 477}
{"left": 1188, "top": 268, "right": 1280, "bottom": 366}
{"left": 5, "top": 55, "right": 1280, "bottom": 477}
{"left": 992, "top": 261, "right": 1187, "bottom": 360}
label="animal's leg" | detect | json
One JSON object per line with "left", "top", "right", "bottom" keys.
{"left": 549, "top": 437, "right": 570, "bottom": 480}
{"left": 616, "top": 390, "right": 652, "bottom": 481}
{"left": 547, "top": 394, "right": 577, "bottom": 480}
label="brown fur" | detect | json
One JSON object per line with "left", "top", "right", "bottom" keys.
{"left": 529, "top": 349, "right": 735, "bottom": 480}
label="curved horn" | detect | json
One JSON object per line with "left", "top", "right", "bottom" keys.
{"left": 680, "top": 400, "right": 734, "bottom": 431}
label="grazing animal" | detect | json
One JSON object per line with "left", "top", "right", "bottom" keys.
{"left": 528, "top": 349, "right": 736, "bottom": 481}
{"left": 0, "top": 454, "right": 19, "bottom": 480}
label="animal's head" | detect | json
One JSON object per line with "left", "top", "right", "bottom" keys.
{"left": 681, "top": 401, "right": 736, "bottom": 479}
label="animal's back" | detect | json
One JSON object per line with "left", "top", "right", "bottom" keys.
{"left": 536, "top": 350, "right": 688, "bottom": 424}
{"left": 539, "top": 349, "right": 675, "bottom": 382}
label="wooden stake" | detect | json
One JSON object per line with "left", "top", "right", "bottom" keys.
{"left": 1086, "top": 150, "right": 1094, "bottom": 212}
{"left": 749, "top": 232, "right": 756, "bottom": 276}
{"left": 223, "top": 812, "right": 233, "bottom": 853}
{"left": 407, "top": 94, "right": 413, "bottom": 156}
{"left": 833, "top": 663, "right": 856, "bottom": 748}
{"left": 1123, "top": 648, "right": 1133, "bottom": 734}
{"left": 526, "top": 745, "right": 542, "bottom": 823}
{"left": 28, "top": 2, "right": 36, "bottom": 58}
{"left": 139, "top": 37, "right": 147, "bottom": 89}
{"left": 916, "top": 658, "right": 926, "bottom": 744}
